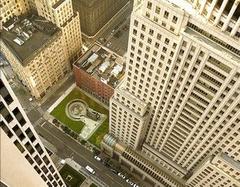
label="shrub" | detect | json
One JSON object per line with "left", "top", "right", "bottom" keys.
{"left": 80, "top": 140, "right": 87, "bottom": 145}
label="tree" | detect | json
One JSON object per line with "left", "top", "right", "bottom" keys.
{"left": 73, "top": 133, "right": 79, "bottom": 139}
{"left": 80, "top": 140, "right": 87, "bottom": 145}
{"left": 93, "top": 147, "right": 101, "bottom": 155}
{"left": 52, "top": 119, "right": 58, "bottom": 124}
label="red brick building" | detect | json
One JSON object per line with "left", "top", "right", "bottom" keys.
{"left": 73, "top": 44, "right": 124, "bottom": 104}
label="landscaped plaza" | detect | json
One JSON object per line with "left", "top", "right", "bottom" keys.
{"left": 50, "top": 87, "right": 109, "bottom": 147}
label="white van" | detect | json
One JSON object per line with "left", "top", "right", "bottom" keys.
{"left": 85, "top": 165, "right": 95, "bottom": 174}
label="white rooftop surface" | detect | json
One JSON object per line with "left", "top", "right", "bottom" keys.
{"left": 101, "top": 77, "right": 108, "bottom": 84}
{"left": 167, "top": 0, "right": 208, "bottom": 23}
{"left": 111, "top": 64, "right": 123, "bottom": 77}
{"left": 99, "top": 60, "right": 110, "bottom": 72}
{"left": 88, "top": 53, "right": 98, "bottom": 63}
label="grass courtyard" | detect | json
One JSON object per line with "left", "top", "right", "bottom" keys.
{"left": 60, "top": 164, "right": 85, "bottom": 187}
{"left": 50, "top": 88, "right": 109, "bottom": 146}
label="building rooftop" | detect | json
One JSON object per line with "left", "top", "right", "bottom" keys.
{"left": 1, "top": 14, "right": 60, "bottom": 66}
{"left": 184, "top": 27, "right": 240, "bottom": 64}
{"left": 74, "top": 44, "right": 125, "bottom": 88}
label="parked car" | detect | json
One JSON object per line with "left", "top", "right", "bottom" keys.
{"left": 133, "top": 184, "right": 140, "bottom": 187}
{"left": 94, "top": 155, "right": 101, "bottom": 161}
{"left": 106, "top": 42, "right": 111, "bottom": 47}
{"left": 126, "top": 179, "right": 134, "bottom": 186}
{"left": 118, "top": 172, "right": 126, "bottom": 179}
{"left": 110, "top": 168, "right": 118, "bottom": 174}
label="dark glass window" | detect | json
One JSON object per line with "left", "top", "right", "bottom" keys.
{"left": 25, "top": 142, "right": 35, "bottom": 154}
{"left": 0, "top": 80, "right": 13, "bottom": 104}
{"left": 41, "top": 174, "right": 47, "bottom": 181}
{"left": 0, "top": 121, "right": 13, "bottom": 138}
{"left": 25, "top": 128, "right": 36, "bottom": 142}
{"left": 43, "top": 155, "right": 50, "bottom": 165}
{"left": 34, "top": 155, "right": 42, "bottom": 165}
{"left": 25, "top": 154, "right": 34, "bottom": 165}
{"left": 49, "top": 165, "right": 55, "bottom": 173}
{"left": 35, "top": 143, "right": 44, "bottom": 155}
{"left": 47, "top": 174, "right": 53, "bottom": 181}
{"left": 13, "top": 124, "right": 25, "bottom": 140}
{"left": 42, "top": 165, "right": 49, "bottom": 174}
{"left": 12, "top": 107, "right": 26, "bottom": 126}
{"left": 14, "top": 140, "right": 25, "bottom": 153}
{"left": 0, "top": 102, "right": 13, "bottom": 123}
{"left": 34, "top": 166, "right": 41, "bottom": 174}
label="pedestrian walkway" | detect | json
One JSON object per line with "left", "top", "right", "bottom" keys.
{"left": 47, "top": 83, "right": 76, "bottom": 113}
{"left": 80, "top": 178, "right": 92, "bottom": 187}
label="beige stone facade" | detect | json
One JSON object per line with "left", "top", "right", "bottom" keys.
{"left": 0, "top": 72, "right": 65, "bottom": 186}
{"left": 0, "top": 0, "right": 29, "bottom": 25}
{"left": 35, "top": 0, "right": 82, "bottom": 62}
{"left": 108, "top": 0, "right": 240, "bottom": 186}
{"left": 1, "top": 15, "right": 70, "bottom": 99}
{"left": 187, "top": 154, "right": 240, "bottom": 187}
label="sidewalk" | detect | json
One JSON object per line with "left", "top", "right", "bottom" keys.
{"left": 80, "top": 178, "right": 92, "bottom": 187}
{"left": 37, "top": 72, "right": 73, "bottom": 106}
{"left": 65, "top": 158, "right": 108, "bottom": 187}
{"left": 47, "top": 83, "right": 76, "bottom": 113}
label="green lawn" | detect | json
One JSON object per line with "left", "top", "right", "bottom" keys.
{"left": 60, "top": 164, "right": 85, "bottom": 187}
{"left": 88, "top": 118, "right": 109, "bottom": 148}
{"left": 50, "top": 89, "right": 86, "bottom": 133}
{"left": 51, "top": 88, "right": 109, "bottom": 145}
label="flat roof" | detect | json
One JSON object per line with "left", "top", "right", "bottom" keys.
{"left": 74, "top": 44, "right": 125, "bottom": 88}
{"left": 184, "top": 27, "right": 240, "bottom": 63}
{"left": 1, "top": 14, "right": 60, "bottom": 66}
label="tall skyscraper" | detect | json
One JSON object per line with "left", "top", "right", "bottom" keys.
{"left": 108, "top": 0, "right": 240, "bottom": 186}
{"left": 0, "top": 72, "right": 65, "bottom": 187}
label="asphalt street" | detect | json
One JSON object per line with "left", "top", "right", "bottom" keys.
{"left": 82, "top": 1, "right": 132, "bottom": 56}
{"left": 35, "top": 122, "right": 132, "bottom": 187}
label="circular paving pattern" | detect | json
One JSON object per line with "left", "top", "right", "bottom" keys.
{"left": 66, "top": 99, "right": 88, "bottom": 121}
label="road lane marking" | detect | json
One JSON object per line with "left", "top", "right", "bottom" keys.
{"left": 40, "top": 121, "right": 46, "bottom": 127}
